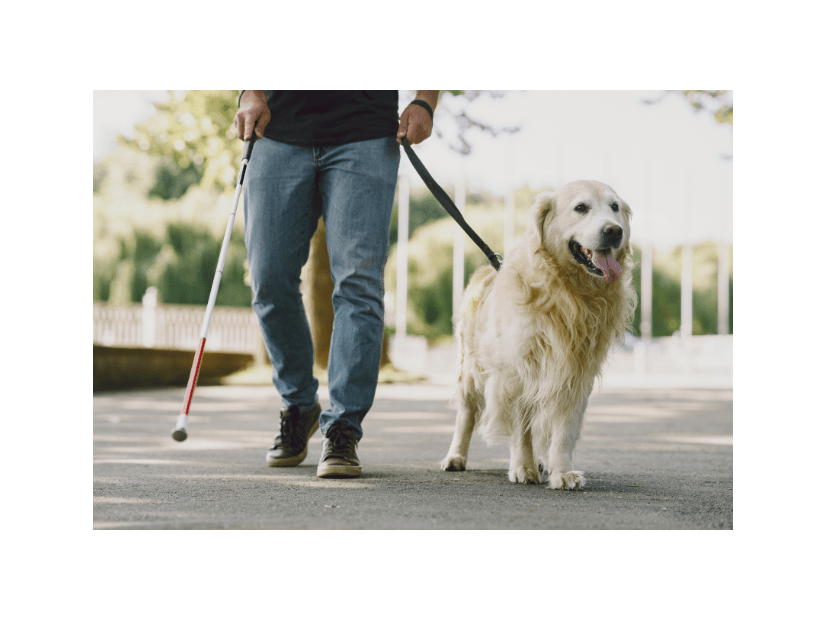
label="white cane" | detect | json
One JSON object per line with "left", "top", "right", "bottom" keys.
{"left": 172, "top": 137, "right": 255, "bottom": 441}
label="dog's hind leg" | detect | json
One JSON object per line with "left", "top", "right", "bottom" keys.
{"left": 441, "top": 368, "right": 483, "bottom": 472}
{"left": 440, "top": 398, "right": 477, "bottom": 472}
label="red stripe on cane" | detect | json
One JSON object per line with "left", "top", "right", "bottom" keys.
{"left": 181, "top": 338, "right": 207, "bottom": 416}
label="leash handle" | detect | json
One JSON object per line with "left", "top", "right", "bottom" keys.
{"left": 401, "top": 137, "right": 502, "bottom": 271}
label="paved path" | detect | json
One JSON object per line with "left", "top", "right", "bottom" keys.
{"left": 93, "top": 380, "right": 732, "bottom": 529}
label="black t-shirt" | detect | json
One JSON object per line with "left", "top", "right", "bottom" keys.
{"left": 260, "top": 90, "right": 399, "bottom": 146}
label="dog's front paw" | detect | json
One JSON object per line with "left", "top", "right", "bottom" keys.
{"left": 441, "top": 455, "right": 466, "bottom": 471}
{"left": 509, "top": 465, "right": 541, "bottom": 484}
{"left": 548, "top": 470, "right": 586, "bottom": 490}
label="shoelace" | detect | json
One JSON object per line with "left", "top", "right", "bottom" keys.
{"left": 325, "top": 427, "right": 356, "bottom": 456}
{"left": 273, "top": 407, "right": 302, "bottom": 451}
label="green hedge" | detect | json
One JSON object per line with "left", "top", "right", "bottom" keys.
{"left": 94, "top": 221, "right": 251, "bottom": 307}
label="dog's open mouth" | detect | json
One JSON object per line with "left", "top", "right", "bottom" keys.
{"left": 569, "top": 240, "right": 622, "bottom": 283}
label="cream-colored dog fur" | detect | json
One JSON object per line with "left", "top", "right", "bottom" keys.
{"left": 440, "top": 180, "right": 636, "bottom": 490}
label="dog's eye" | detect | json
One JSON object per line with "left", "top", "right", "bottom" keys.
{"left": 575, "top": 203, "right": 589, "bottom": 213}
{"left": 611, "top": 202, "right": 619, "bottom": 212}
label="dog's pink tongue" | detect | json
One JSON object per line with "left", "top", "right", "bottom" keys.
{"left": 593, "top": 251, "right": 622, "bottom": 283}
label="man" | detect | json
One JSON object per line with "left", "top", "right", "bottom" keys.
{"left": 234, "top": 90, "right": 438, "bottom": 478}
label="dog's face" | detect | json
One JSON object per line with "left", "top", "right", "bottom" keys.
{"left": 531, "top": 180, "right": 632, "bottom": 283}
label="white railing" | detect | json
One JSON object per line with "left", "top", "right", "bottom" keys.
{"left": 93, "top": 287, "right": 260, "bottom": 354}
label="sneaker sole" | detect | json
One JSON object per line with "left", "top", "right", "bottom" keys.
{"left": 266, "top": 420, "right": 319, "bottom": 467}
{"left": 317, "top": 464, "right": 362, "bottom": 478}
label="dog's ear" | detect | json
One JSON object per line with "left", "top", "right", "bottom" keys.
{"left": 620, "top": 198, "right": 632, "bottom": 243}
{"left": 621, "top": 199, "right": 633, "bottom": 220}
{"left": 528, "top": 191, "right": 555, "bottom": 247}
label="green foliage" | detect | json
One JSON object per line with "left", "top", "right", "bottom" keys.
{"left": 148, "top": 157, "right": 203, "bottom": 200}
{"left": 159, "top": 223, "right": 250, "bottom": 305}
{"left": 680, "top": 90, "right": 733, "bottom": 125}
{"left": 630, "top": 257, "right": 682, "bottom": 336}
{"left": 93, "top": 255, "right": 117, "bottom": 302}
{"left": 94, "top": 222, "right": 251, "bottom": 307}
{"left": 93, "top": 161, "right": 107, "bottom": 194}
{"left": 94, "top": 90, "right": 253, "bottom": 307}
{"left": 387, "top": 202, "right": 531, "bottom": 341}
{"left": 387, "top": 216, "right": 475, "bottom": 340}
{"left": 390, "top": 185, "right": 477, "bottom": 245}
{"left": 641, "top": 242, "right": 733, "bottom": 336}
{"left": 129, "top": 231, "right": 163, "bottom": 300}
{"left": 123, "top": 90, "right": 243, "bottom": 195}
{"left": 92, "top": 87, "right": 530, "bottom": 316}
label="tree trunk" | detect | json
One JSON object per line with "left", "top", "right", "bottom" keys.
{"left": 380, "top": 331, "right": 392, "bottom": 369}
{"left": 301, "top": 219, "right": 334, "bottom": 369}
{"left": 302, "top": 217, "right": 392, "bottom": 371}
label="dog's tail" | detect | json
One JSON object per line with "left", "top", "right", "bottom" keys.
{"left": 453, "top": 265, "right": 497, "bottom": 408}
{"left": 461, "top": 265, "right": 497, "bottom": 321}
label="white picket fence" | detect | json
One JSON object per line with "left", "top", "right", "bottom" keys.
{"left": 93, "top": 288, "right": 260, "bottom": 354}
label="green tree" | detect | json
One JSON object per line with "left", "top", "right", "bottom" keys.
{"left": 96, "top": 222, "right": 252, "bottom": 306}
{"left": 159, "top": 222, "right": 251, "bottom": 306}
{"left": 108, "top": 91, "right": 519, "bottom": 366}
{"left": 124, "top": 90, "right": 242, "bottom": 197}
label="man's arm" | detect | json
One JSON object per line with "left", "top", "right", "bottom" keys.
{"left": 234, "top": 90, "right": 271, "bottom": 141}
{"left": 397, "top": 90, "right": 439, "bottom": 145}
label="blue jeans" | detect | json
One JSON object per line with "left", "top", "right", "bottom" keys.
{"left": 243, "top": 136, "right": 400, "bottom": 440}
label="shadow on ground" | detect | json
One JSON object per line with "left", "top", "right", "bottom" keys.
{"left": 93, "top": 382, "right": 732, "bottom": 529}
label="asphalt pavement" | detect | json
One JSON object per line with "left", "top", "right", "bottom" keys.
{"left": 93, "top": 376, "right": 733, "bottom": 530}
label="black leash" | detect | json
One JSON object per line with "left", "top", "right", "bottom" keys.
{"left": 401, "top": 137, "right": 502, "bottom": 271}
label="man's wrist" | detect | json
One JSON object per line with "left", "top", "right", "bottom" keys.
{"left": 410, "top": 99, "right": 434, "bottom": 120}
{"left": 414, "top": 90, "right": 439, "bottom": 111}
{"left": 238, "top": 90, "right": 266, "bottom": 107}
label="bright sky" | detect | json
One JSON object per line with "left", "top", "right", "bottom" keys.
{"left": 93, "top": 90, "right": 732, "bottom": 248}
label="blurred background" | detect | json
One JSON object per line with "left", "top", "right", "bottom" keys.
{"left": 93, "top": 90, "right": 732, "bottom": 390}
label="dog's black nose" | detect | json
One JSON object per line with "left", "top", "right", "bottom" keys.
{"left": 602, "top": 224, "right": 623, "bottom": 247}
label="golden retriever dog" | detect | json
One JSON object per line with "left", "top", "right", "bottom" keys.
{"left": 440, "top": 180, "right": 636, "bottom": 490}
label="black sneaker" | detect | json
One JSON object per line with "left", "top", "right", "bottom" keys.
{"left": 317, "top": 424, "right": 362, "bottom": 478}
{"left": 265, "top": 403, "right": 321, "bottom": 467}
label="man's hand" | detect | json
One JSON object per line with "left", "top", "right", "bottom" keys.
{"left": 234, "top": 90, "right": 271, "bottom": 141}
{"left": 397, "top": 90, "right": 439, "bottom": 145}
